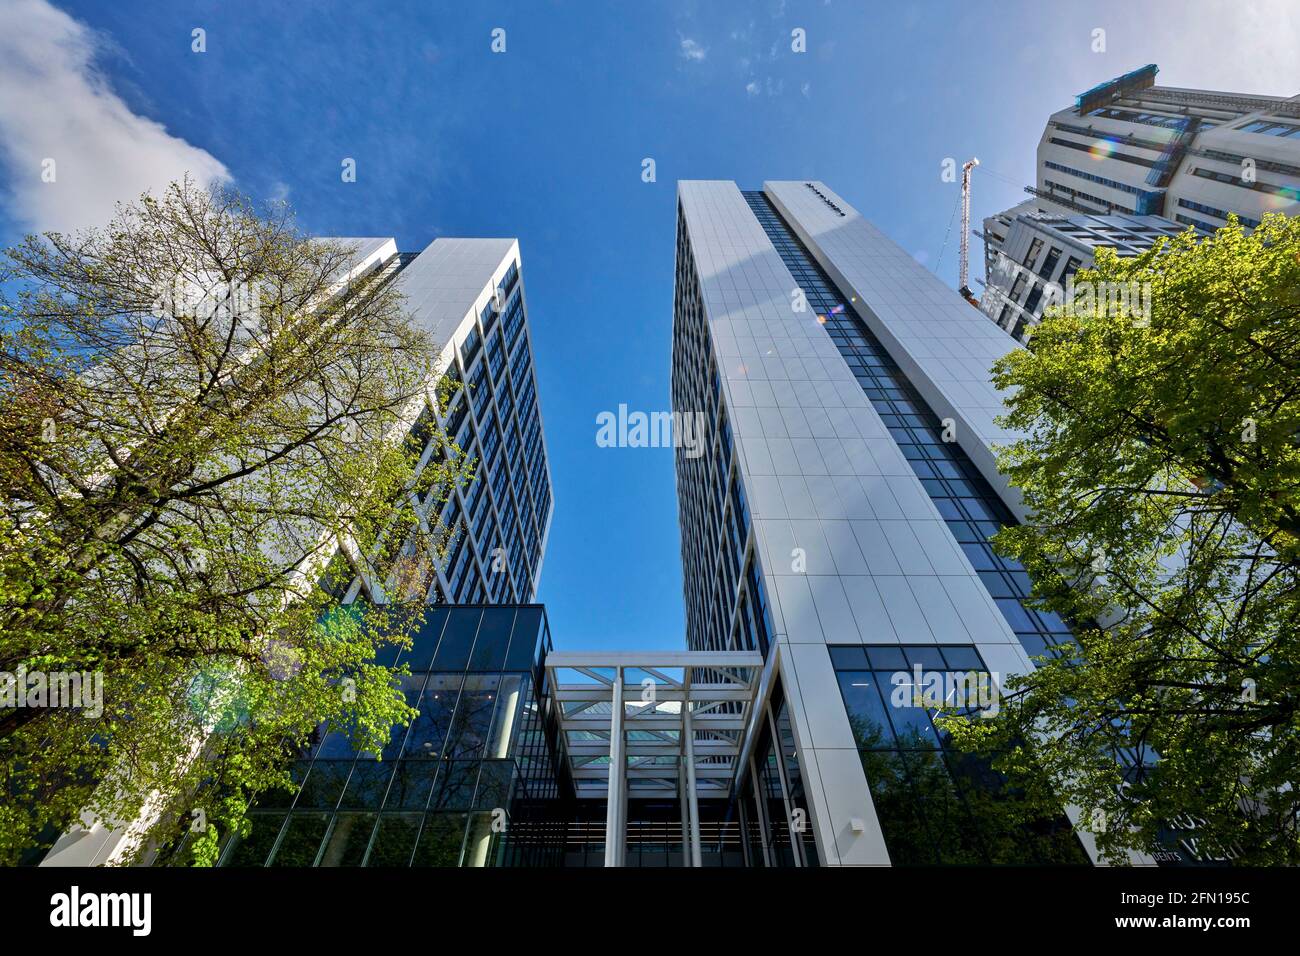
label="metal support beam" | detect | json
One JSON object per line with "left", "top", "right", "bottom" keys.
{"left": 683, "top": 691, "right": 702, "bottom": 868}
{"left": 604, "top": 669, "right": 625, "bottom": 867}
{"left": 678, "top": 768, "right": 691, "bottom": 868}
{"left": 545, "top": 649, "right": 762, "bottom": 813}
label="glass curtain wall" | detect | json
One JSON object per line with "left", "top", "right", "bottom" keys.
{"left": 218, "top": 605, "right": 565, "bottom": 867}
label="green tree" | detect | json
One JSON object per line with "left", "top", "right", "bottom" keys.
{"left": 941, "top": 214, "right": 1300, "bottom": 865}
{"left": 0, "top": 179, "right": 470, "bottom": 865}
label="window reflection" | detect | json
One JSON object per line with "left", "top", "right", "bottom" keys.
{"left": 217, "top": 605, "right": 563, "bottom": 868}
{"left": 831, "top": 644, "right": 1090, "bottom": 866}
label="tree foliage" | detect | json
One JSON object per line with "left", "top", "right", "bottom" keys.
{"left": 942, "top": 214, "right": 1300, "bottom": 864}
{"left": 0, "top": 179, "right": 469, "bottom": 864}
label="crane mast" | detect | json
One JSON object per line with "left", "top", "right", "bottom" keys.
{"left": 957, "top": 157, "right": 979, "bottom": 307}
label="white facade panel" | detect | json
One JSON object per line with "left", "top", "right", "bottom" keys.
{"left": 672, "top": 179, "right": 1099, "bottom": 866}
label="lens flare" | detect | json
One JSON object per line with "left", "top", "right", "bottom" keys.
{"left": 1088, "top": 140, "right": 1115, "bottom": 161}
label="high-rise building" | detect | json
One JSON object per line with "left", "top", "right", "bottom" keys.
{"left": 981, "top": 211, "right": 1193, "bottom": 339}
{"left": 981, "top": 64, "right": 1300, "bottom": 339}
{"left": 38, "top": 235, "right": 554, "bottom": 867}
{"left": 208, "top": 183, "right": 1116, "bottom": 870}
{"left": 326, "top": 237, "right": 554, "bottom": 608}
{"left": 670, "top": 179, "right": 1118, "bottom": 865}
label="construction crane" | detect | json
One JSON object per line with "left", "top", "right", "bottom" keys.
{"left": 957, "top": 157, "right": 980, "bottom": 308}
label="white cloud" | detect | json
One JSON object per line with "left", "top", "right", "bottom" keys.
{"left": 678, "top": 34, "right": 707, "bottom": 62}
{"left": 0, "top": 0, "right": 229, "bottom": 234}
{"left": 746, "top": 77, "right": 785, "bottom": 97}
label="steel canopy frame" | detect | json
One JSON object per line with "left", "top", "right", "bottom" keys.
{"left": 543, "top": 650, "right": 763, "bottom": 867}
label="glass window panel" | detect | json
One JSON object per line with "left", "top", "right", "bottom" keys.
{"left": 404, "top": 673, "right": 462, "bottom": 759}
{"left": 431, "top": 760, "right": 480, "bottom": 810}
{"left": 257, "top": 760, "right": 311, "bottom": 809}
{"left": 995, "top": 599, "right": 1038, "bottom": 633}
{"left": 1017, "top": 632, "right": 1052, "bottom": 659}
{"left": 267, "top": 812, "right": 331, "bottom": 867}
{"left": 905, "top": 751, "right": 985, "bottom": 864}
{"left": 960, "top": 542, "right": 998, "bottom": 571}
{"left": 366, "top": 672, "right": 428, "bottom": 760}
{"left": 366, "top": 813, "right": 422, "bottom": 866}
{"left": 473, "top": 759, "right": 515, "bottom": 811}
{"left": 961, "top": 498, "right": 1005, "bottom": 523}
{"left": 932, "top": 498, "right": 965, "bottom": 521}
{"left": 938, "top": 645, "right": 985, "bottom": 671}
{"left": 878, "top": 672, "right": 940, "bottom": 749}
{"left": 314, "top": 727, "right": 358, "bottom": 760}
{"left": 978, "top": 570, "right": 1015, "bottom": 597}
{"left": 405, "top": 607, "right": 450, "bottom": 670}
{"left": 506, "top": 607, "right": 544, "bottom": 669}
{"left": 828, "top": 646, "right": 869, "bottom": 670}
{"left": 485, "top": 674, "right": 525, "bottom": 758}
{"left": 835, "top": 671, "right": 894, "bottom": 749}
{"left": 446, "top": 675, "right": 502, "bottom": 758}
{"left": 433, "top": 608, "right": 481, "bottom": 670}
{"left": 469, "top": 608, "right": 514, "bottom": 671}
{"left": 902, "top": 645, "right": 947, "bottom": 670}
{"left": 858, "top": 750, "right": 934, "bottom": 865}
{"left": 864, "top": 645, "right": 907, "bottom": 670}
{"left": 1036, "top": 609, "right": 1070, "bottom": 632}
{"left": 367, "top": 634, "right": 402, "bottom": 669}
{"left": 386, "top": 760, "right": 441, "bottom": 810}
{"left": 412, "top": 812, "right": 469, "bottom": 867}
{"left": 318, "top": 812, "right": 377, "bottom": 867}
{"left": 223, "top": 813, "right": 285, "bottom": 867}
{"left": 337, "top": 760, "right": 394, "bottom": 810}
{"left": 295, "top": 760, "right": 352, "bottom": 809}
{"left": 998, "top": 571, "right": 1030, "bottom": 596}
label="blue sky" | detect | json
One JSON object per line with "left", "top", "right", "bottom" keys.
{"left": 1, "top": 0, "right": 1296, "bottom": 651}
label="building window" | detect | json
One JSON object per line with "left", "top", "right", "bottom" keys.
{"left": 1023, "top": 283, "right": 1044, "bottom": 316}
{"left": 1023, "top": 237, "right": 1044, "bottom": 268}
{"left": 1235, "top": 119, "right": 1300, "bottom": 137}
{"left": 1176, "top": 198, "right": 1261, "bottom": 229}
{"left": 1043, "top": 160, "right": 1141, "bottom": 196}
{"left": 1009, "top": 274, "right": 1028, "bottom": 302}
{"left": 1037, "top": 246, "right": 1062, "bottom": 281}
{"left": 829, "top": 644, "right": 1088, "bottom": 865}
{"left": 216, "top": 606, "right": 561, "bottom": 867}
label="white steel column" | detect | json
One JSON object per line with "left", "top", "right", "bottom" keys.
{"left": 678, "top": 766, "right": 691, "bottom": 867}
{"left": 604, "top": 668, "right": 626, "bottom": 867}
{"left": 683, "top": 693, "right": 702, "bottom": 867}
{"left": 749, "top": 754, "right": 773, "bottom": 867}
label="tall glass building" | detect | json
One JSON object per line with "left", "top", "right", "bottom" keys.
{"left": 37, "top": 236, "right": 555, "bottom": 868}
{"left": 670, "top": 180, "right": 1116, "bottom": 866}
{"left": 210, "top": 236, "right": 562, "bottom": 867}
{"left": 47, "top": 210, "right": 1140, "bottom": 870}
{"left": 323, "top": 237, "right": 554, "bottom": 608}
